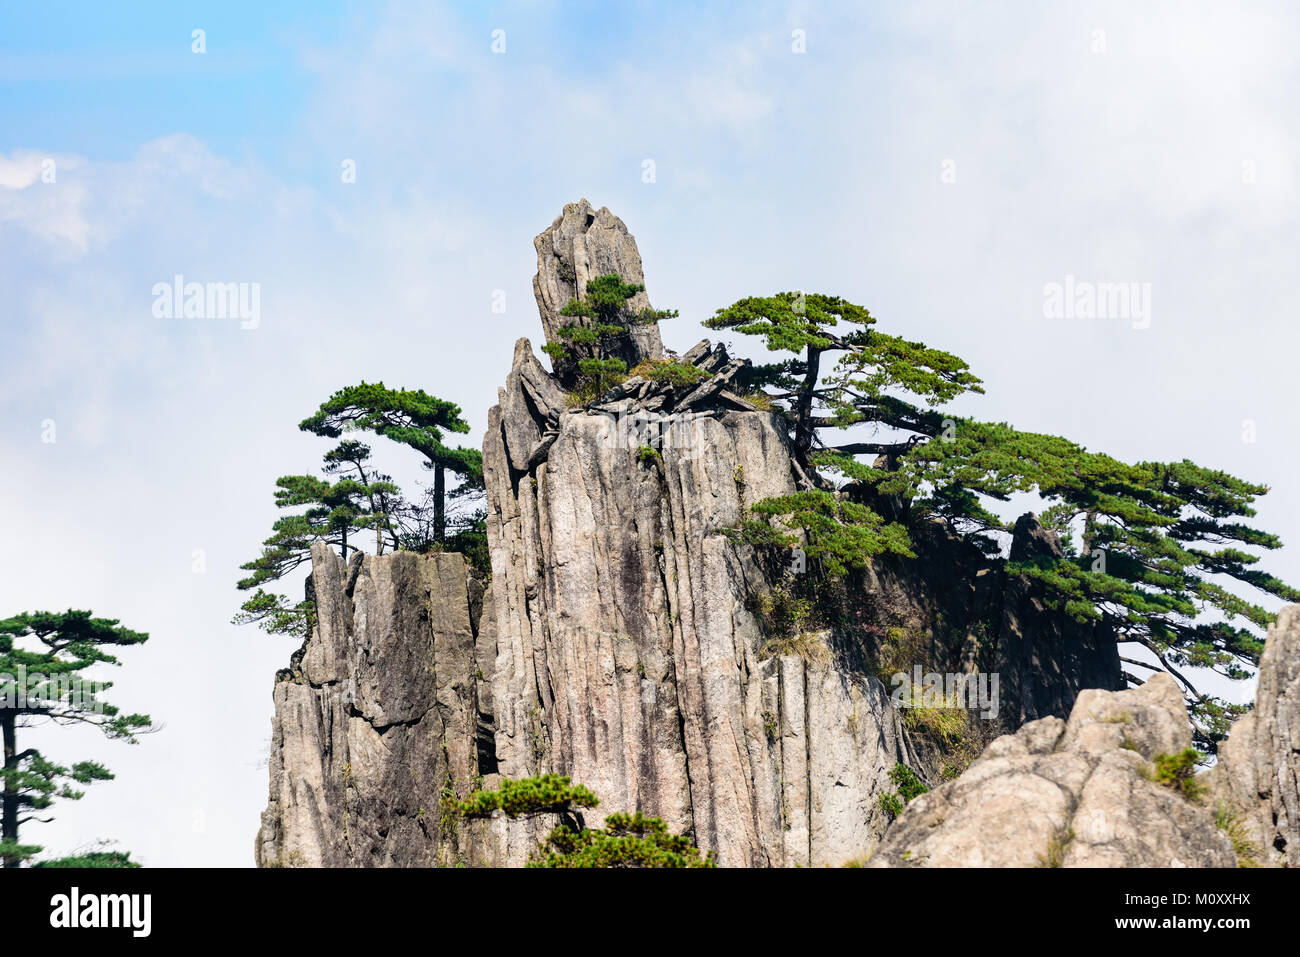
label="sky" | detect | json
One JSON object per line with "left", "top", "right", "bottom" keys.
{"left": 2, "top": 0, "right": 1298, "bottom": 867}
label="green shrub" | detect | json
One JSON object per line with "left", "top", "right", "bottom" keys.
{"left": 1149, "top": 748, "right": 1207, "bottom": 802}
{"left": 530, "top": 812, "right": 715, "bottom": 868}
{"left": 878, "top": 793, "right": 904, "bottom": 818}
{"left": 1214, "top": 803, "right": 1260, "bottom": 868}
{"left": 888, "top": 762, "right": 929, "bottom": 802}
{"left": 899, "top": 688, "right": 970, "bottom": 749}
{"left": 878, "top": 762, "right": 928, "bottom": 820}
{"left": 447, "top": 774, "right": 712, "bottom": 868}
{"left": 628, "top": 357, "right": 709, "bottom": 387}
{"left": 746, "top": 587, "right": 813, "bottom": 640}
{"left": 447, "top": 773, "right": 598, "bottom": 819}
{"left": 563, "top": 357, "right": 629, "bottom": 404}
{"left": 746, "top": 585, "right": 831, "bottom": 663}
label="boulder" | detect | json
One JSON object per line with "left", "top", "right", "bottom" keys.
{"left": 868, "top": 673, "right": 1238, "bottom": 867}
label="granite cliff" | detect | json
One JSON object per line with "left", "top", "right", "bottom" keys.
{"left": 255, "top": 200, "right": 1293, "bottom": 868}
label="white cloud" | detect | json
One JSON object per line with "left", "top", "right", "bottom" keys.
{"left": 0, "top": 150, "right": 93, "bottom": 249}
{"left": 4, "top": 0, "right": 1299, "bottom": 864}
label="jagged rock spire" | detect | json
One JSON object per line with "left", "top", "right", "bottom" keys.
{"left": 533, "top": 199, "right": 665, "bottom": 370}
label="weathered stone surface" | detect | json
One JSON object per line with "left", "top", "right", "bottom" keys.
{"left": 255, "top": 544, "right": 522, "bottom": 867}
{"left": 677, "top": 358, "right": 749, "bottom": 411}
{"left": 255, "top": 204, "right": 1204, "bottom": 869}
{"left": 533, "top": 198, "right": 664, "bottom": 370}
{"left": 868, "top": 674, "right": 1237, "bottom": 868}
{"left": 500, "top": 336, "right": 569, "bottom": 472}
{"left": 998, "top": 515, "right": 1125, "bottom": 724}
{"left": 856, "top": 510, "right": 1124, "bottom": 732}
{"left": 481, "top": 337, "right": 909, "bottom": 865}
{"left": 1210, "top": 604, "right": 1300, "bottom": 867}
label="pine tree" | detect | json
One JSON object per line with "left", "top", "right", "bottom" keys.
{"left": 541, "top": 273, "right": 678, "bottom": 398}
{"left": 0, "top": 611, "right": 152, "bottom": 868}
{"left": 712, "top": 290, "right": 1296, "bottom": 749}
{"left": 238, "top": 384, "right": 489, "bottom": 640}
{"left": 299, "top": 383, "right": 483, "bottom": 545}
{"left": 34, "top": 848, "right": 139, "bottom": 868}
{"left": 321, "top": 439, "right": 402, "bottom": 555}
{"left": 235, "top": 441, "right": 398, "bottom": 638}
{"left": 446, "top": 774, "right": 714, "bottom": 868}
{"left": 708, "top": 291, "right": 982, "bottom": 572}
{"left": 898, "top": 423, "right": 1300, "bottom": 744}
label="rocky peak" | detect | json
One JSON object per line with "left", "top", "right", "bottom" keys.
{"left": 254, "top": 202, "right": 1298, "bottom": 869}
{"left": 532, "top": 198, "right": 665, "bottom": 374}
{"left": 1008, "top": 513, "right": 1063, "bottom": 561}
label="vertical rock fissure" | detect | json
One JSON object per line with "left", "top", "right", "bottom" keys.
{"left": 658, "top": 517, "right": 700, "bottom": 848}
{"left": 803, "top": 659, "right": 813, "bottom": 867}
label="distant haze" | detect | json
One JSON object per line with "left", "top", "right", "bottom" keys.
{"left": 2, "top": 1, "right": 1297, "bottom": 865}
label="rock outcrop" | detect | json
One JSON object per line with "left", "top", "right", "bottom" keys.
{"left": 255, "top": 543, "right": 521, "bottom": 867}
{"left": 1210, "top": 605, "right": 1300, "bottom": 867}
{"left": 254, "top": 201, "right": 1174, "bottom": 868}
{"left": 532, "top": 198, "right": 664, "bottom": 374}
{"left": 997, "top": 514, "right": 1126, "bottom": 724}
{"left": 474, "top": 204, "right": 1129, "bottom": 865}
{"left": 483, "top": 339, "right": 909, "bottom": 866}
{"left": 855, "top": 511, "right": 1124, "bottom": 730}
{"left": 868, "top": 674, "right": 1237, "bottom": 867}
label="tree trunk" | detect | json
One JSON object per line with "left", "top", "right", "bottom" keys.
{"left": 2, "top": 711, "right": 19, "bottom": 868}
{"left": 795, "top": 346, "right": 822, "bottom": 459}
{"left": 434, "top": 464, "right": 446, "bottom": 545}
{"left": 1082, "top": 509, "right": 1097, "bottom": 558}
{"left": 360, "top": 464, "right": 384, "bottom": 556}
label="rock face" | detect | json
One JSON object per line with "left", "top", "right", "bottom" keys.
{"left": 255, "top": 543, "right": 530, "bottom": 867}
{"left": 998, "top": 514, "right": 1126, "bottom": 724}
{"left": 532, "top": 198, "right": 664, "bottom": 373}
{"left": 1210, "top": 605, "right": 1300, "bottom": 867}
{"left": 482, "top": 344, "right": 909, "bottom": 866}
{"left": 254, "top": 201, "right": 1163, "bottom": 868}
{"left": 856, "top": 511, "right": 1124, "bottom": 729}
{"left": 868, "top": 674, "right": 1237, "bottom": 868}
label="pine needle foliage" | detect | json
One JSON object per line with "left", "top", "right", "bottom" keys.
{"left": 711, "top": 289, "right": 1296, "bottom": 750}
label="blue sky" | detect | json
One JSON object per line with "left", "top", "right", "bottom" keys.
{"left": 3, "top": 0, "right": 1299, "bottom": 866}
{"left": 1, "top": 4, "right": 329, "bottom": 157}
